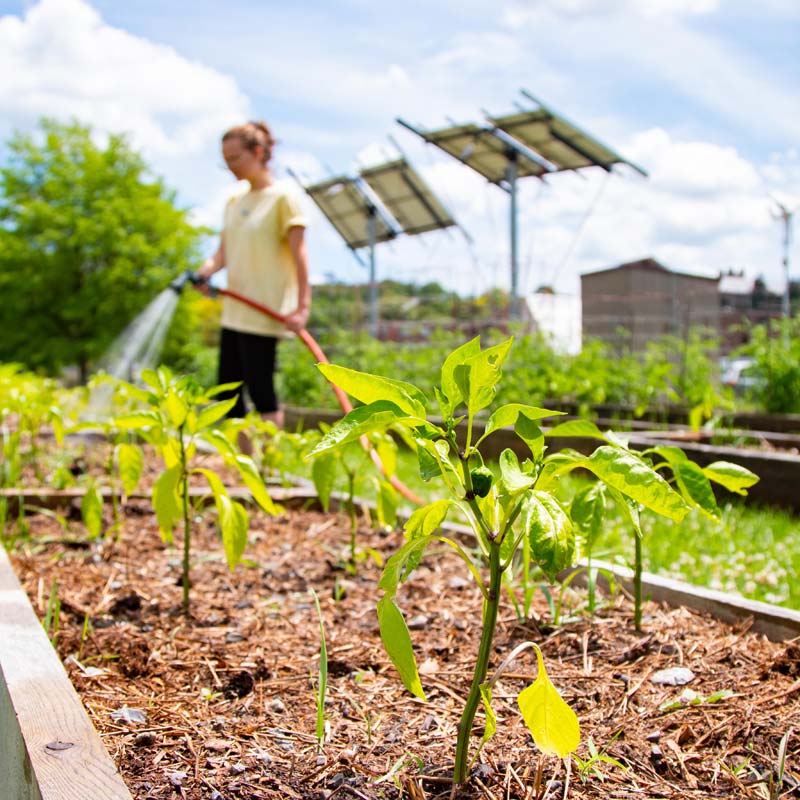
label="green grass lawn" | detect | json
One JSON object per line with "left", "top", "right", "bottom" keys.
{"left": 595, "top": 497, "right": 799, "bottom": 610}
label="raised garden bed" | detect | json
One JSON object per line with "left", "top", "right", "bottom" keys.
{"left": 3, "top": 485, "right": 799, "bottom": 799}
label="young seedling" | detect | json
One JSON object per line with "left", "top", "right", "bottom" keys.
{"left": 311, "top": 430, "right": 398, "bottom": 573}
{"left": 309, "top": 336, "right": 702, "bottom": 786}
{"left": 311, "top": 588, "right": 328, "bottom": 751}
{"left": 110, "top": 366, "right": 280, "bottom": 613}
{"left": 545, "top": 419, "right": 759, "bottom": 630}
{"left": 43, "top": 578, "right": 61, "bottom": 645}
{"left": 573, "top": 733, "right": 628, "bottom": 784}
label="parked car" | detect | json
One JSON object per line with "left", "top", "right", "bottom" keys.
{"left": 720, "top": 356, "right": 760, "bottom": 391}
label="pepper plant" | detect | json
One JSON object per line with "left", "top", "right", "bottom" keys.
{"left": 308, "top": 336, "right": 707, "bottom": 786}
{"left": 311, "top": 429, "right": 398, "bottom": 572}
{"left": 110, "top": 366, "right": 280, "bottom": 613}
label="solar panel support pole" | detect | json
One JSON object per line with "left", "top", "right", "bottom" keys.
{"left": 367, "top": 205, "right": 379, "bottom": 337}
{"left": 507, "top": 151, "right": 520, "bottom": 319}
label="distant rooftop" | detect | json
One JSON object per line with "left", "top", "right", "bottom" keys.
{"left": 582, "top": 257, "right": 719, "bottom": 283}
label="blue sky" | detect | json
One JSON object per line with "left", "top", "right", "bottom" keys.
{"left": 1, "top": 0, "right": 798, "bottom": 296}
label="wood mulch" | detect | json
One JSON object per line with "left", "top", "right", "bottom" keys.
{"left": 7, "top": 461, "right": 800, "bottom": 799}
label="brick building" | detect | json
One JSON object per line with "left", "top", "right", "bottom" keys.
{"left": 581, "top": 258, "right": 720, "bottom": 351}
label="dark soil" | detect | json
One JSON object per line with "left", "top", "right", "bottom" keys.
{"left": 8, "top": 468, "right": 800, "bottom": 799}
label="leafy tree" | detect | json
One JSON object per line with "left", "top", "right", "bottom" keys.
{"left": 0, "top": 119, "right": 204, "bottom": 381}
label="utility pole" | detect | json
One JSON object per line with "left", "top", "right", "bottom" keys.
{"left": 771, "top": 198, "right": 795, "bottom": 318}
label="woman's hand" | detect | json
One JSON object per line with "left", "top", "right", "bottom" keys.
{"left": 283, "top": 307, "right": 309, "bottom": 332}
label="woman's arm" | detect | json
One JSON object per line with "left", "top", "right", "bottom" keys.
{"left": 283, "top": 225, "right": 311, "bottom": 332}
{"left": 197, "top": 236, "right": 226, "bottom": 280}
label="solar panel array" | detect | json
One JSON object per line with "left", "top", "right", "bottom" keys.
{"left": 409, "top": 123, "right": 548, "bottom": 184}
{"left": 359, "top": 159, "right": 456, "bottom": 235}
{"left": 301, "top": 159, "right": 455, "bottom": 251}
{"left": 399, "top": 90, "right": 647, "bottom": 185}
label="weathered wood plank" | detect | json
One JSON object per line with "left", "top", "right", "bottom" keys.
{"left": 0, "top": 547, "right": 133, "bottom": 800}
{"left": 563, "top": 560, "right": 800, "bottom": 642}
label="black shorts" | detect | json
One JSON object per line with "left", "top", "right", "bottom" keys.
{"left": 218, "top": 328, "right": 279, "bottom": 416}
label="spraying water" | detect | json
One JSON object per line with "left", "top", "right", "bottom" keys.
{"left": 88, "top": 288, "right": 181, "bottom": 418}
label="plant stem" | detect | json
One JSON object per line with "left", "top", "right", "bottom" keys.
{"left": 634, "top": 533, "right": 642, "bottom": 631}
{"left": 179, "top": 425, "right": 191, "bottom": 614}
{"left": 453, "top": 540, "right": 503, "bottom": 785}
{"left": 347, "top": 472, "right": 357, "bottom": 568}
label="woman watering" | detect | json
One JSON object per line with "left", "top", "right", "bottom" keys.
{"left": 197, "top": 121, "right": 311, "bottom": 431}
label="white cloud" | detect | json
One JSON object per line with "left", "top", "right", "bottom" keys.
{"left": 498, "top": 3, "right": 800, "bottom": 146}
{"left": 504, "top": 0, "right": 719, "bottom": 26}
{"left": 0, "top": 0, "right": 249, "bottom": 157}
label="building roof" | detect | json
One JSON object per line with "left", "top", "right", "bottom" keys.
{"left": 581, "top": 257, "right": 719, "bottom": 283}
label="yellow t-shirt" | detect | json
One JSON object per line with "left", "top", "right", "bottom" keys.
{"left": 221, "top": 181, "right": 307, "bottom": 337}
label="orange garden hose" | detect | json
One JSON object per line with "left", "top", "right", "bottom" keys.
{"left": 215, "top": 287, "right": 424, "bottom": 506}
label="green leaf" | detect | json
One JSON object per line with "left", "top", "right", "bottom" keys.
{"left": 233, "top": 455, "right": 280, "bottom": 514}
{"left": 417, "top": 441, "right": 440, "bottom": 482}
{"left": 405, "top": 499, "right": 453, "bottom": 540}
{"left": 152, "top": 464, "right": 182, "bottom": 542}
{"left": 570, "top": 483, "right": 607, "bottom": 551}
{"left": 498, "top": 449, "right": 535, "bottom": 493}
{"left": 311, "top": 452, "right": 337, "bottom": 511}
{"left": 116, "top": 443, "right": 143, "bottom": 496}
{"left": 673, "top": 460, "right": 719, "bottom": 519}
{"left": 164, "top": 390, "right": 188, "bottom": 428}
{"left": 397, "top": 499, "right": 455, "bottom": 582}
{"left": 515, "top": 414, "right": 546, "bottom": 461}
{"left": 644, "top": 444, "right": 688, "bottom": 465}
{"left": 197, "top": 428, "right": 237, "bottom": 458}
{"left": 377, "top": 596, "right": 426, "bottom": 700}
{"left": 204, "top": 381, "right": 242, "bottom": 399}
{"left": 478, "top": 403, "right": 564, "bottom": 446}
{"left": 195, "top": 467, "right": 248, "bottom": 568}
{"left": 307, "top": 401, "right": 418, "bottom": 457}
{"left": 81, "top": 484, "right": 103, "bottom": 539}
{"left": 196, "top": 397, "right": 238, "bottom": 430}
{"left": 376, "top": 480, "right": 398, "bottom": 530}
{"left": 517, "top": 646, "right": 580, "bottom": 757}
{"left": 703, "top": 461, "right": 759, "bottom": 495}
{"left": 318, "top": 364, "right": 427, "bottom": 417}
{"left": 548, "top": 419, "right": 616, "bottom": 444}
{"left": 479, "top": 683, "right": 497, "bottom": 751}
{"left": 195, "top": 467, "right": 226, "bottom": 497}
{"left": 113, "top": 412, "right": 159, "bottom": 430}
{"left": 583, "top": 446, "right": 689, "bottom": 521}
{"left": 526, "top": 492, "right": 575, "bottom": 582}
{"left": 51, "top": 411, "right": 65, "bottom": 446}
{"left": 140, "top": 368, "right": 162, "bottom": 391}
{"left": 606, "top": 486, "right": 642, "bottom": 537}
{"left": 454, "top": 338, "right": 513, "bottom": 415}
{"left": 438, "top": 337, "right": 481, "bottom": 418}
{"left": 415, "top": 437, "right": 458, "bottom": 484}
{"left": 535, "top": 450, "right": 587, "bottom": 492}
{"left": 378, "top": 535, "right": 434, "bottom": 597}
{"left": 311, "top": 589, "right": 328, "bottom": 744}
{"left": 218, "top": 497, "right": 248, "bottom": 570}
{"left": 374, "top": 434, "right": 397, "bottom": 478}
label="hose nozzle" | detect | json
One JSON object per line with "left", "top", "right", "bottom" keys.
{"left": 169, "top": 270, "right": 206, "bottom": 294}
